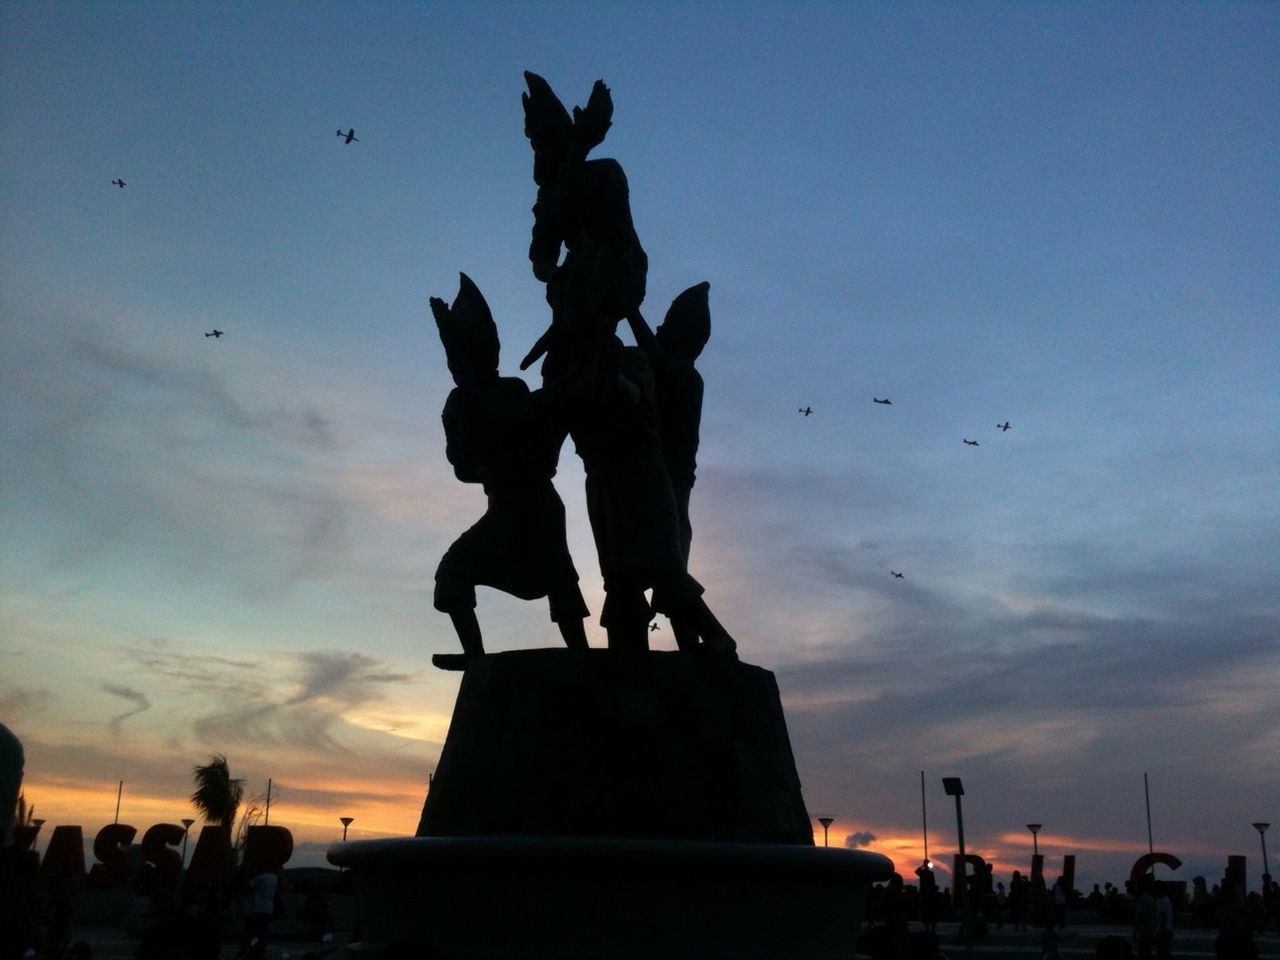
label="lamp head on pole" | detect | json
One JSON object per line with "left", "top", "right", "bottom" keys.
{"left": 181, "top": 818, "right": 195, "bottom": 831}
{"left": 816, "top": 816, "right": 834, "bottom": 847}
{"left": 942, "top": 777, "right": 964, "bottom": 797}
{"left": 340, "top": 817, "right": 355, "bottom": 828}
{"left": 1026, "top": 823, "right": 1042, "bottom": 836}
{"left": 1253, "top": 822, "right": 1270, "bottom": 835}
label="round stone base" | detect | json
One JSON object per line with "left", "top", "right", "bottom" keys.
{"left": 328, "top": 835, "right": 894, "bottom": 959}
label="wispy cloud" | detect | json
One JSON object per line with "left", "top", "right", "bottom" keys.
{"left": 118, "top": 643, "right": 425, "bottom": 767}
{"left": 284, "top": 652, "right": 415, "bottom": 707}
{"left": 0, "top": 687, "right": 56, "bottom": 718}
{"left": 64, "top": 326, "right": 336, "bottom": 448}
{"left": 102, "top": 684, "right": 152, "bottom": 732}
{"left": 0, "top": 310, "right": 376, "bottom": 602}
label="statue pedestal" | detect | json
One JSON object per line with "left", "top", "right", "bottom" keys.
{"left": 329, "top": 834, "right": 892, "bottom": 958}
{"left": 328, "top": 650, "right": 893, "bottom": 957}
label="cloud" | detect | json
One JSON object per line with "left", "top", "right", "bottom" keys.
{"left": 0, "top": 687, "right": 56, "bottom": 718}
{"left": 1, "top": 307, "right": 357, "bottom": 599}
{"left": 120, "top": 644, "right": 425, "bottom": 767}
{"left": 845, "top": 831, "right": 877, "bottom": 849}
{"left": 102, "top": 684, "right": 152, "bottom": 732}
{"left": 64, "top": 327, "right": 336, "bottom": 449}
{"left": 284, "top": 652, "right": 416, "bottom": 708}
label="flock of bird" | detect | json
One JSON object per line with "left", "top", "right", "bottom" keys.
{"left": 800, "top": 398, "right": 1012, "bottom": 450}
{"left": 109, "top": 126, "right": 1014, "bottom": 590}
{"left": 110, "top": 127, "right": 359, "bottom": 344}
{"left": 798, "top": 398, "right": 1018, "bottom": 580}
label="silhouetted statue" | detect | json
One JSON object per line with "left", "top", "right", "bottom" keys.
{"left": 517, "top": 73, "right": 734, "bottom": 654}
{"left": 625, "top": 282, "right": 731, "bottom": 651}
{"left": 430, "top": 273, "right": 589, "bottom": 669}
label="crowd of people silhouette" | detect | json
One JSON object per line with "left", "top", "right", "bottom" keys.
{"left": 860, "top": 861, "right": 1278, "bottom": 960}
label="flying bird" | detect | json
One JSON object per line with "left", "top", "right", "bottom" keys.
{"left": 649, "top": 622, "right": 660, "bottom": 632}
{"left": 997, "top": 422, "right": 1011, "bottom": 432}
{"left": 963, "top": 438, "right": 979, "bottom": 446}
{"left": 799, "top": 406, "right": 813, "bottom": 416}
{"left": 337, "top": 128, "right": 359, "bottom": 144}
{"left": 891, "top": 571, "right": 904, "bottom": 579}
{"left": 205, "top": 330, "right": 224, "bottom": 338}
{"left": 873, "top": 397, "right": 892, "bottom": 405}
{"left": 111, "top": 179, "right": 126, "bottom": 188}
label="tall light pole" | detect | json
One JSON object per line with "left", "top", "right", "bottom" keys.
{"left": 181, "top": 818, "right": 195, "bottom": 870}
{"left": 818, "top": 817, "right": 834, "bottom": 848}
{"left": 340, "top": 817, "right": 354, "bottom": 842}
{"left": 921, "top": 771, "right": 929, "bottom": 866}
{"left": 943, "top": 777, "right": 971, "bottom": 960}
{"left": 1254, "top": 823, "right": 1270, "bottom": 885}
{"left": 1026, "top": 823, "right": 1042, "bottom": 857}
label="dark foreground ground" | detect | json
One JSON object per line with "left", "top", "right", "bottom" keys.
{"left": 61, "top": 917, "right": 1280, "bottom": 960}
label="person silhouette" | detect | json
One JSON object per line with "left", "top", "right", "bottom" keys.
{"left": 429, "top": 274, "right": 589, "bottom": 666}
{"left": 1009, "top": 870, "right": 1030, "bottom": 931}
{"left": 915, "top": 860, "right": 940, "bottom": 933}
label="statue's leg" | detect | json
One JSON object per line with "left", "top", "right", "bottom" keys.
{"left": 431, "top": 607, "right": 483, "bottom": 671}
{"left": 682, "top": 598, "right": 737, "bottom": 654}
{"left": 548, "top": 586, "right": 590, "bottom": 651}
{"left": 557, "top": 617, "right": 589, "bottom": 651}
{"left": 601, "top": 582, "right": 650, "bottom": 653}
{"left": 652, "top": 571, "right": 732, "bottom": 654}
{"left": 669, "top": 614, "right": 700, "bottom": 652}
{"left": 448, "top": 609, "right": 485, "bottom": 657}
{"left": 434, "top": 568, "right": 484, "bottom": 661}
{"left": 607, "top": 619, "right": 648, "bottom": 653}
{"left": 654, "top": 584, "right": 698, "bottom": 651}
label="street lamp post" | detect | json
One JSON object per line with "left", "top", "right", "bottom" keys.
{"left": 943, "top": 778, "right": 971, "bottom": 960}
{"left": 818, "top": 817, "right": 834, "bottom": 848}
{"left": 340, "top": 817, "right": 354, "bottom": 842}
{"left": 180, "top": 819, "right": 195, "bottom": 871}
{"left": 1254, "top": 823, "right": 1271, "bottom": 885}
{"left": 1027, "top": 823, "right": 1042, "bottom": 857}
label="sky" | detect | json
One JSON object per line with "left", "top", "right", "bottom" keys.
{"left": 2, "top": 2, "right": 1277, "bottom": 889}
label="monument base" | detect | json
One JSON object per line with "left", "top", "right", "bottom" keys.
{"left": 329, "top": 649, "right": 895, "bottom": 955}
{"left": 417, "top": 649, "right": 815, "bottom": 844}
{"left": 327, "top": 834, "right": 893, "bottom": 958}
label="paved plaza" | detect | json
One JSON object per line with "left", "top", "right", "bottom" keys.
{"left": 59, "top": 918, "right": 1280, "bottom": 960}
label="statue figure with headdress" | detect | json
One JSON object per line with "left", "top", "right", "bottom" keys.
{"left": 518, "top": 73, "right": 735, "bottom": 655}
{"left": 429, "top": 273, "right": 589, "bottom": 668}
{"left": 624, "top": 281, "right": 724, "bottom": 651}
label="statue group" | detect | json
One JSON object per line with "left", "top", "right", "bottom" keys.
{"left": 430, "top": 72, "right": 736, "bottom": 665}
{"left": 331, "top": 73, "right": 893, "bottom": 958}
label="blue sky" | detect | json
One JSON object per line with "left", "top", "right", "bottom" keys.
{"left": 2, "top": 2, "right": 1277, "bottom": 886}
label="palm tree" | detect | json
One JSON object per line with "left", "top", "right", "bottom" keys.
{"left": 190, "top": 754, "right": 244, "bottom": 827}
{"left": 12, "top": 792, "right": 34, "bottom": 829}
